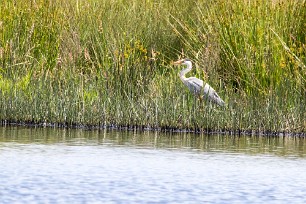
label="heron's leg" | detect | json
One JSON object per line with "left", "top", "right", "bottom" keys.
{"left": 199, "top": 95, "right": 203, "bottom": 103}
{"left": 192, "top": 95, "right": 197, "bottom": 114}
{"left": 192, "top": 95, "right": 198, "bottom": 128}
{"left": 198, "top": 96, "right": 205, "bottom": 110}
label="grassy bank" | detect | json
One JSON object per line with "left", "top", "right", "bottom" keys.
{"left": 0, "top": 0, "right": 305, "bottom": 134}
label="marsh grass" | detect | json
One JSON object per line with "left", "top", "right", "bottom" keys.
{"left": 0, "top": 0, "right": 305, "bottom": 134}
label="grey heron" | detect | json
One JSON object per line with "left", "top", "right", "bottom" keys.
{"left": 173, "top": 58, "right": 225, "bottom": 107}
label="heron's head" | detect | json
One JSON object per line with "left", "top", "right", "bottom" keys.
{"left": 173, "top": 58, "right": 192, "bottom": 66}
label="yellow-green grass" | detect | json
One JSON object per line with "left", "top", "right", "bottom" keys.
{"left": 0, "top": 0, "right": 305, "bottom": 134}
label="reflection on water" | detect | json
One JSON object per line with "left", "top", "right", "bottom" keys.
{"left": 0, "top": 126, "right": 306, "bottom": 203}
{"left": 1, "top": 126, "right": 305, "bottom": 157}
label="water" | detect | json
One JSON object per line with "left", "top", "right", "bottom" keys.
{"left": 0, "top": 127, "right": 306, "bottom": 203}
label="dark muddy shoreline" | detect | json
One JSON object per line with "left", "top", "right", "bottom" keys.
{"left": 1, "top": 120, "right": 305, "bottom": 137}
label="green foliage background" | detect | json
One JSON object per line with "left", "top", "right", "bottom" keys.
{"left": 0, "top": 0, "right": 305, "bottom": 133}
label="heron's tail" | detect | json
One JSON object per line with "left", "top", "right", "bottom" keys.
{"left": 203, "top": 83, "right": 225, "bottom": 107}
{"left": 214, "top": 95, "right": 225, "bottom": 107}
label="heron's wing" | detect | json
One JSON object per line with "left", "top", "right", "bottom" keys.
{"left": 183, "top": 77, "right": 225, "bottom": 106}
{"left": 184, "top": 77, "right": 204, "bottom": 95}
{"left": 203, "top": 83, "right": 225, "bottom": 106}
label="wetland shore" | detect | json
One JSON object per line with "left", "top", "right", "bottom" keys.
{"left": 0, "top": 0, "right": 305, "bottom": 134}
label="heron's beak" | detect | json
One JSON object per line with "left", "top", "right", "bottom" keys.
{"left": 172, "top": 59, "right": 183, "bottom": 65}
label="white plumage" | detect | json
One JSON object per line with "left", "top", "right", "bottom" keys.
{"left": 173, "top": 58, "right": 225, "bottom": 107}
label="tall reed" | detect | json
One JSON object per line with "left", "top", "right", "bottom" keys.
{"left": 0, "top": 0, "right": 305, "bottom": 134}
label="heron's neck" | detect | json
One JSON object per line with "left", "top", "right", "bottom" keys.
{"left": 179, "top": 62, "right": 192, "bottom": 81}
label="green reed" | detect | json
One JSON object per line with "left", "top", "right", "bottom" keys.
{"left": 0, "top": 0, "right": 305, "bottom": 134}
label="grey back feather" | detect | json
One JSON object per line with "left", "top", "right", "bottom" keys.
{"left": 185, "top": 77, "right": 225, "bottom": 106}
